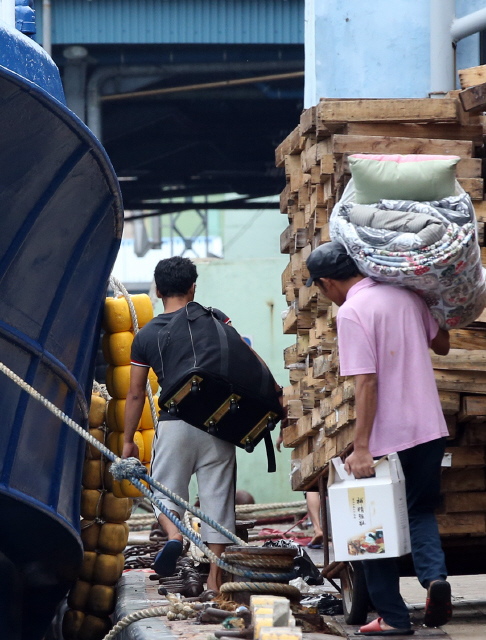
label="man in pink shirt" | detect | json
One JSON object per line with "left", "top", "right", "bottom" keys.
{"left": 306, "top": 242, "right": 451, "bottom": 636}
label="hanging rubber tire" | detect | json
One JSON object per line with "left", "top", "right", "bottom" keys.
{"left": 339, "top": 561, "right": 370, "bottom": 625}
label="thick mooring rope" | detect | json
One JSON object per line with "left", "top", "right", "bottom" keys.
{"left": 0, "top": 361, "right": 293, "bottom": 582}
{"left": 103, "top": 606, "right": 169, "bottom": 640}
{"left": 220, "top": 582, "right": 301, "bottom": 600}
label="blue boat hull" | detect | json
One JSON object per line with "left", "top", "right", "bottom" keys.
{"left": 0, "top": 52, "right": 123, "bottom": 637}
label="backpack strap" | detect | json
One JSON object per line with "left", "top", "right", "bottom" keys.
{"left": 264, "top": 431, "right": 276, "bottom": 473}
{"left": 186, "top": 301, "right": 211, "bottom": 321}
{"left": 212, "top": 315, "right": 230, "bottom": 378}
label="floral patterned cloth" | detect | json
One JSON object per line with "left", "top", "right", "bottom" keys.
{"left": 330, "top": 180, "right": 486, "bottom": 329}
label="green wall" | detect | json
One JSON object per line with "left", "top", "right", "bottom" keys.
{"left": 153, "top": 207, "right": 296, "bottom": 504}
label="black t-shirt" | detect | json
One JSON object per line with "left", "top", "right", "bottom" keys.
{"left": 131, "top": 306, "right": 230, "bottom": 421}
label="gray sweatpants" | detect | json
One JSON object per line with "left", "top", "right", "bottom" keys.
{"left": 150, "top": 419, "right": 236, "bottom": 544}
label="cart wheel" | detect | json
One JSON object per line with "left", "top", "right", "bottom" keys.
{"left": 339, "top": 562, "right": 370, "bottom": 625}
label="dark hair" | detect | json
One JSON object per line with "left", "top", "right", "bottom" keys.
{"left": 154, "top": 257, "right": 198, "bottom": 297}
{"left": 313, "top": 262, "right": 360, "bottom": 284}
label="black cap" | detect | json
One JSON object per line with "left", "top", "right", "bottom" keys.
{"left": 306, "top": 241, "right": 357, "bottom": 286}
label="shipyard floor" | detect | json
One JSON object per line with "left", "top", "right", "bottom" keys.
{"left": 121, "top": 526, "right": 486, "bottom": 640}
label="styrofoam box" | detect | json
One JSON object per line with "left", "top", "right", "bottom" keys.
{"left": 328, "top": 453, "right": 411, "bottom": 561}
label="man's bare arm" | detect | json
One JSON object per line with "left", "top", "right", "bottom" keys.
{"left": 122, "top": 365, "right": 149, "bottom": 459}
{"left": 430, "top": 328, "right": 450, "bottom": 356}
{"left": 344, "top": 373, "right": 378, "bottom": 478}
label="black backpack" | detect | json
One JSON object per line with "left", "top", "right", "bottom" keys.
{"left": 157, "top": 302, "right": 283, "bottom": 472}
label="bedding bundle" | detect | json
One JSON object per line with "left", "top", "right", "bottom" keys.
{"left": 330, "top": 154, "right": 486, "bottom": 329}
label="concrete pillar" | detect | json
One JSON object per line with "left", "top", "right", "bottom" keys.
{"left": 0, "top": 0, "right": 15, "bottom": 28}
{"left": 304, "top": 0, "right": 430, "bottom": 103}
{"left": 63, "top": 59, "right": 87, "bottom": 122}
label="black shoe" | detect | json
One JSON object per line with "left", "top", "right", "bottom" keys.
{"left": 424, "top": 580, "right": 452, "bottom": 627}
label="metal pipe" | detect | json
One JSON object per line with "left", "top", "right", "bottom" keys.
{"left": 430, "top": 0, "right": 455, "bottom": 96}
{"left": 86, "top": 61, "right": 303, "bottom": 141}
{"left": 452, "top": 7, "right": 486, "bottom": 43}
{"left": 42, "top": 0, "right": 52, "bottom": 57}
{"left": 304, "top": 0, "right": 316, "bottom": 109}
{"left": 102, "top": 71, "right": 304, "bottom": 103}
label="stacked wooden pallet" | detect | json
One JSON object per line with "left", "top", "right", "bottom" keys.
{"left": 276, "top": 92, "right": 486, "bottom": 537}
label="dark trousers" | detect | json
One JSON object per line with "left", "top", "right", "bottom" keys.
{"left": 361, "top": 438, "right": 447, "bottom": 629}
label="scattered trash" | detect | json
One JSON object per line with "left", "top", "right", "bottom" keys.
{"left": 300, "top": 593, "right": 343, "bottom": 616}
{"left": 263, "top": 539, "right": 323, "bottom": 585}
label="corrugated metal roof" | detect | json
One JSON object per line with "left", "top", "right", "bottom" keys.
{"left": 39, "top": 0, "right": 304, "bottom": 45}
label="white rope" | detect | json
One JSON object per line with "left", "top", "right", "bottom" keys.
{"left": 103, "top": 606, "right": 168, "bottom": 640}
{"left": 183, "top": 511, "right": 210, "bottom": 563}
{"left": 235, "top": 500, "right": 307, "bottom": 513}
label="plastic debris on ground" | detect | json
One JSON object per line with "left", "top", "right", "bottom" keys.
{"left": 300, "top": 593, "right": 343, "bottom": 616}
{"left": 263, "top": 539, "right": 323, "bottom": 585}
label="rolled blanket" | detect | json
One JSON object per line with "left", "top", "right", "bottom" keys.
{"left": 348, "top": 204, "right": 446, "bottom": 247}
{"left": 330, "top": 180, "right": 486, "bottom": 329}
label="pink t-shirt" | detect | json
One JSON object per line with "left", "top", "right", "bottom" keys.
{"left": 337, "top": 278, "right": 448, "bottom": 456}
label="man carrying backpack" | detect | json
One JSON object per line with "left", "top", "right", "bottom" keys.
{"left": 122, "top": 257, "right": 236, "bottom": 592}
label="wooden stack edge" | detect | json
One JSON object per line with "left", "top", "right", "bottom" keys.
{"left": 276, "top": 86, "right": 486, "bottom": 537}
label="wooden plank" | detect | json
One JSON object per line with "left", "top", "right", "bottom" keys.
{"left": 280, "top": 224, "right": 293, "bottom": 254}
{"left": 449, "top": 329, "right": 486, "bottom": 351}
{"left": 437, "top": 513, "right": 486, "bottom": 536}
{"left": 325, "top": 402, "right": 356, "bottom": 436}
{"left": 288, "top": 126, "right": 306, "bottom": 155}
{"left": 458, "top": 177, "right": 484, "bottom": 200}
{"left": 298, "top": 283, "right": 318, "bottom": 311}
{"left": 459, "top": 82, "right": 486, "bottom": 112}
{"left": 446, "top": 414, "right": 457, "bottom": 440}
{"left": 458, "top": 396, "right": 486, "bottom": 422}
{"left": 317, "top": 98, "right": 460, "bottom": 124}
{"left": 300, "top": 106, "right": 316, "bottom": 135}
{"left": 283, "top": 414, "right": 314, "bottom": 448}
{"left": 283, "top": 344, "right": 300, "bottom": 367}
{"left": 300, "top": 451, "right": 321, "bottom": 485}
{"left": 275, "top": 136, "right": 291, "bottom": 168}
{"left": 443, "top": 492, "right": 486, "bottom": 513}
{"left": 332, "top": 134, "right": 473, "bottom": 158}
{"left": 445, "top": 445, "right": 486, "bottom": 468}
{"left": 331, "top": 380, "right": 356, "bottom": 408}
{"left": 457, "top": 158, "right": 482, "bottom": 178}
{"left": 473, "top": 199, "right": 486, "bottom": 223}
{"left": 435, "top": 369, "right": 486, "bottom": 393}
{"left": 289, "top": 369, "right": 305, "bottom": 383}
{"left": 282, "top": 307, "right": 297, "bottom": 335}
{"left": 441, "top": 468, "right": 486, "bottom": 492}
{"left": 345, "top": 121, "right": 484, "bottom": 145}
{"left": 287, "top": 399, "right": 304, "bottom": 422}
{"left": 281, "top": 262, "right": 292, "bottom": 295}
{"left": 292, "top": 438, "right": 313, "bottom": 460}
{"left": 438, "top": 390, "right": 460, "bottom": 415}
{"left": 313, "top": 353, "right": 333, "bottom": 379}
{"left": 279, "top": 183, "right": 293, "bottom": 213}
{"left": 479, "top": 222, "right": 485, "bottom": 245}
{"left": 459, "top": 423, "right": 486, "bottom": 446}
{"left": 459, "top": 64, "right": 486, "bottom": 89}
{"left": 285, "top": 155, "right": 304, "bottom": 192}
{"left": 431, "top": 349, "right": 486, "bottom": 372}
